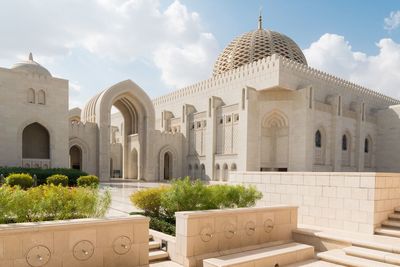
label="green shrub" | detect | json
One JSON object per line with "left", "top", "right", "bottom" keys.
{"left": 130, "top": 186, "right": 169, "bottom": 217}
{"left": 77, "top": 175, "right": 99, "bottom": 187}
{"left": 46, "top": 174, "right": 68, "bottom": 186}
{"left": 160, "top": 177, "right": 211, "bottom": 216}
{"left": 5, "top": 173, "right": 33, "bottom": 189}
{"left": 0, "top": 184, "right": 111, "bottom": 224}
{"left": 0, "top": 167, "right": 87, "bottom": 186}
{"left": 129, "top": 177, "right": 262, "bottom": 236}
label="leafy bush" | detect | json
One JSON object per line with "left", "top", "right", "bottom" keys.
{"left": 0, "top": 167, "right": 87, "bottom": 186}
{"left": 130, "top": 186, "right": 169, "bottom": 217}
{"left": 130, "top": 177, "right": 262, "bottom": 235}
{"left": 5, "top": 173, "right": 33, "bottom": 189}
{"left": 46, "top": 174, "right": 68, "bottom": 186}
{"left": 0, "top": 184, "right": 111, "bottom": 224}
{"left": 77, "top": 175, "right": 99, "bottom": 187}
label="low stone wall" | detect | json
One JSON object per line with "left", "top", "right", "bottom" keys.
{"left": 175, "top": 205, "right": 297, "bottom": 267}
{"left": 230, "top": 172, "right": 400, "bottom": 234}
{"left": 0, "top": 216, "right": 149, "bottom": 267}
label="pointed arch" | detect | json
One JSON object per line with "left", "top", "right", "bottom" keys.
{"left": 22, "top": 122, "right": 50, "bottom": 159}
{"left": 364, "top": 135, "right": 373, "bottom": 168}
{"left": 81, "top": 80, "right": 155, "bottom": 181}
{"left": 158, "top": 145, "right": 178, "bottom": 181}
{"left": 314, "top": 126, "right": 326, "bottom": 165}
{"left": 341, "top": 131, "right": 351, "bottom": 167}
{"left": 38, "top": 90, "right": 46, "bottom": 105}
{"left": 261, "top": 109, "right": 289, "bottom": 170}
{"left": 28, "top": 88, "right": 35, "bottom": 103}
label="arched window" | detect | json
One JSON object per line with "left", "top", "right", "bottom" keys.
{"left": 342, "top": 135, "right": 347, "bottom": 151}
{"left": 231, "top": 163, "right": 237, "bottom": 171}
{"left": 38, "top": 90, "right": 46, "bottom": 105}
{"left": 341, "top": 133, "right": 351, "bottom": 167}
{"left": 364, "top": 136, "right": 373, "bottom": 168}
{"left": 364, "top": 138, "right": 369, "bottom": 153}
{"left": 315, "top": 130, "right": 322, "bottom": 148}
{"left": 222, "top": 163, "right": 229, "bottom": 181}
{"left": 28, "top": 88, "right": 35, "bottom": 103}
{"left": 215, "top": 164, "right": 220, "bottom": 181}
{"left": 22, "top": 122, "right": 50, "bottom": 159}
{"left": 200, "top": 164, "right": 205, "bottom": 180}
{"left": 70, "top": 145, "right": 82, "bottom": 170}
{"left": 314, "top": 128, "right": 325, "bottom": 165}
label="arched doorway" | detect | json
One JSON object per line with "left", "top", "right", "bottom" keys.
{"left": 69, "top": 145, "right": 82, "bottom": 170}
{"left": 22, "top": 122, "right": 50, "bottom": 159}
{"left": 81, "top": 80, "right": 155, "bottom": 181}
{"left": 260, "top": 111, "right": 289, "bottom": 171}
{"left": 163, "top": 152, "right": 172, "bottom": 180}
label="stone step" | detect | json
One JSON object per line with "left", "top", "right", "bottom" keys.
{"left": 149, "top": 250, "right": 169, "bottom": 262}
{"left": 149, "top": 240, "right": 161, "bottom": 250}
{"left": 375, "top": 227, "right": 400, "bottom": 238}
{"left": 382, "top": 220, "right": 400, "bottom": 229}
{"left": 203, "top": 242, "right": 314, "bottom": 267}
{"left": 389, "top": 214, "right": 400, "bottom": 220}
{"left": 285, "top": 259, "right": 345, "bottom": 266}
{"left": 343, "top": 246, "right": 400, "bottom": 265}
{"left": 318, "top": 249, "right": 398, "bottom": 267}
{"left": 395, "top": 207, "right": 400, "bottom": 213}
{"left": 149, "top": 234, "right": 153, "bottom": 240}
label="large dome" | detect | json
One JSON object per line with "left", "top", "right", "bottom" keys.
{"left": 11, "top": 53, "right": 52, "bottom": 77}
{"left": 213, "top": 17, "right": 307, "bottom": 76}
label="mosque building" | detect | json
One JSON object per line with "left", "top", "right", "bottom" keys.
{"left": 2, "top": 16, "right": 400, "bottom": 181}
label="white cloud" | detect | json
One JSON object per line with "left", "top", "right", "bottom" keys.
{"left": 0, "top": 0, "right": 218, "bottom": 89}
{"left": 384, "top": 10, "right": 400, "bottom": 31}
{"left": 304, "top": 33, "right": 400, "bottom": 99}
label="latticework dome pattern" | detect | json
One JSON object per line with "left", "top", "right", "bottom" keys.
{"left": 213, "top": 29, "right": 307, "bottom": 76}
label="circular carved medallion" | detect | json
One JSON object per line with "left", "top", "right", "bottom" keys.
{"left": 223, "top": 223, "right": 236, "bottom": 239}
{"left": 245, "top": 221, "right": 256, "bottom": 236}
{"left": 200, "top": 226, "right": 214, "bottom": 242}
{"left": 26, "top": 245, "right": 51, "bottom": 267}
{"left": 73, "top": 240, "right": 95, "bottom": 261}
{"left": 112, "top": 236, "right": 132, "bottom": 255}
{"left": 264, "top": 219, "right": 274, "bottom": 233}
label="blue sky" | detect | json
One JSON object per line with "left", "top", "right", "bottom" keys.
{"left": 0, "top": 0, "right": 399, "bottom": 108}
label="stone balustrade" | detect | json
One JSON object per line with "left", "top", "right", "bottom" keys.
{"left": 175, "top": 205, "right": 298, "bottom": 267}
{"left": 0, "top": 216, "right": 149, "bottom": 267}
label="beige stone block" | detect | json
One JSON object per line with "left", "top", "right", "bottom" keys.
{"left": 351, "top": 188, "right": 368, "bottom": 200}
{"left": 303, "top": 175, "right": 315, "bottom": 186}
{"left": 61, "top": 246, "right": 104, "bottom": 267}
{"left": 322, "top": 186, "right": 336, "bottom": 198}
{"left": 336, "top": 187, "right": 351, "bottom": 198}
{"left": 344, "top": 176, "right": 360, "bottom": 188}
{"left": 68, "top": 229, "right": 96, "bottom": 250}
{"left": 290, "top": 209, "right": 297, "bottom": 225}
{"left": 22, "top": 231, "right": 54, "bottom": 256}
{"left": 270, "top": 224, "right": 293, "bottom": 242}
{"left": 0, "top": 260, "right": 12, "bottom": 267}
{"left": 273, "top": 210, "right": 290, "bottom": 225}
{"left": 97, "top": 223, "right": 134, "bottom": 248}
{"left": 138, "top": 243, "right": 149, "bottom": 266}
{"left": 343, "top": 221, "right": 359, "bottom": 232}
{"left": 302, "top": 216, "right": 315, "bottom": 225}
{"left": 329, "top": 198, "right": 343, "bottom": 209}
{"left": 53, "top": 230, "right": 69, "bottom": 258}
{"left": 316, "top": 197, "right": 329, "bottom": 208}
{"left": 330, "top": 176, "right": 344, "bottom": 187}
{"left": 133, "top": 223, "right": 149, "bottom": 243}
{"left": 360, "top": 176, "right": 375, "bottom": 188}
{"left": 316, "top": 176, "right": 330, "bottom": 186}
{"left": 3, "top": 235, "right": 22, "bottom": 260}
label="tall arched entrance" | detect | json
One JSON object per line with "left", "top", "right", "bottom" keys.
{"left": 81, "top": 80, "right": 155, "bottom": 181}
{"left": 260, "top": 110, "right": 289, "bottom": 171}
{"left": 163, "top": 152, "right": 172, "bottom": 180}
{"left": 69, "top": 145, "right": 82, "bottom": 170}
{"left": 22, "top": 122, "right": 50, "bottom": 159}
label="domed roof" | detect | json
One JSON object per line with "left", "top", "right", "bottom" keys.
{"left": 11, "top": 53, "right": 52, "bottom": 77}
{"left": 213, "top": 16, "right": 307, "bottom": 76}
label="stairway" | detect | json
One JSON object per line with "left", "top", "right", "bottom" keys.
{"left": 318, "top": 246, "right": 400, "bottom": 266}
{"left": 148, "top": 234, "right": 169, "bottom": 263}
{"left": 376, "top": 207, "right": 400, "bottom": 238}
